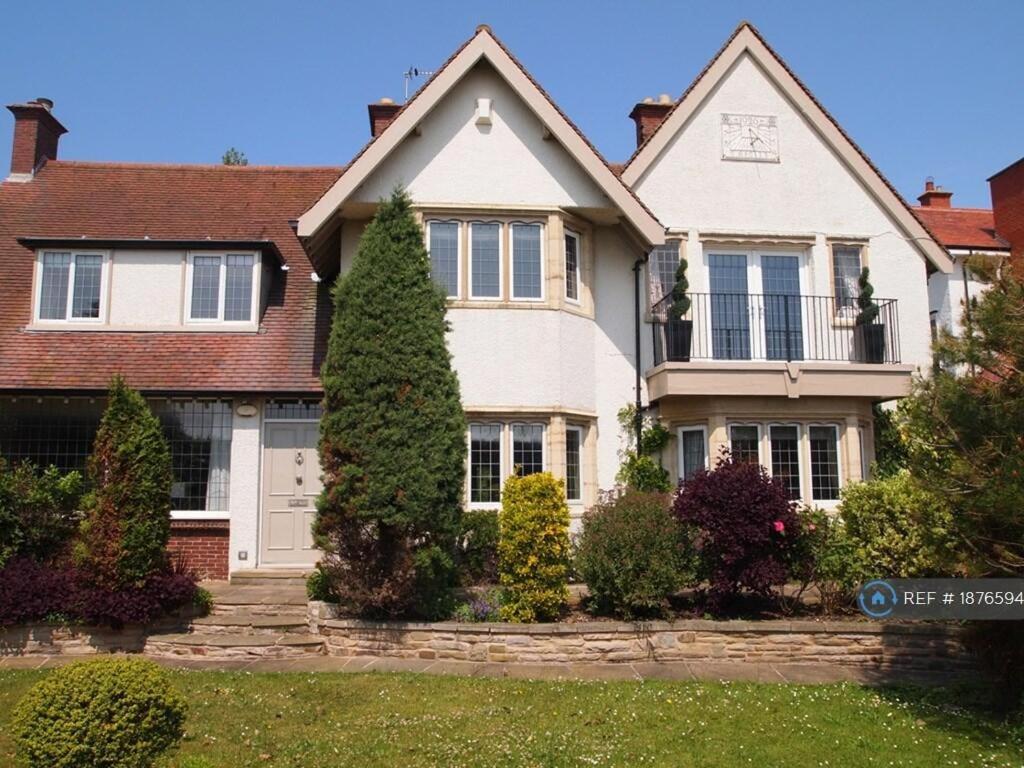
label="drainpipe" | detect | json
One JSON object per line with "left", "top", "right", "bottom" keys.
{"left": 632, "top": 254, "right": 649, "bottom": 450}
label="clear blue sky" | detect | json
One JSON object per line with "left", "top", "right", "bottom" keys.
{"left": 1, "top": 1, "right": 1021, "bottom": 207}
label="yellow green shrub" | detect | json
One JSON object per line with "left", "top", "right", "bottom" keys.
{"left": 498, "top": 472, "right": 570, "bottom": 622}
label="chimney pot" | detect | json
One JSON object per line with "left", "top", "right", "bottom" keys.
{"left": 918, "top": 178, "right": 953, "bottom": 208}
{"left": 6, "top": 99, "right": 67, "bottom": 178}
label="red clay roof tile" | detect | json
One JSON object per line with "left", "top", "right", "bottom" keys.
{"left": 0, "top": 160, "right": 342, "bottom": 393}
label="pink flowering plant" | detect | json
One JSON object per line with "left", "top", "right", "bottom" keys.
{"left": 672, "top": 451, "right": 805, "bottom": 612}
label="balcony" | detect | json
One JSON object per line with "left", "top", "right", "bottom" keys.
{"left": 647, "top": 293, "right": 913, "bottom": 401}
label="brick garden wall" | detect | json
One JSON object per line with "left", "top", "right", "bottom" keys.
{"left": 168, "top": 520, "right": 229, "bottom": 580}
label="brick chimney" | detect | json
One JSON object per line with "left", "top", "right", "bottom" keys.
{"left": 917, "top": 177, "right": 953, "bottom": 208}
{"left": 989, "top": 157, "right": 1024, "bottom": 274}
{"left": 367, "top": 98, "right": 401, "bottom": 138}
{"left": 628, "top": 94, "right": 673, "bottom": 148}
{"left": 7, "top": 98, "right": 67, "bottom": 178}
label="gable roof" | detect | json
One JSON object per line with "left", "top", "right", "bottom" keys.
{"left": 912, "top": 206, "right": 1009, "bottom": 252}
{"left": 621, "top": 22, "right": 953, "bottom": 274}
{"left": 298, "top": 25, "right": 664, "bottom": 247}
{"left": 0, "top": 161, "right": 341, "bottom": 393}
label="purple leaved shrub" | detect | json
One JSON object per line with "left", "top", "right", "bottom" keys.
{"left": 672, "top": 453, "right": 805, "bottom": 612}
{"left": 0, "top": 558, "right": 199, "bottom": 629}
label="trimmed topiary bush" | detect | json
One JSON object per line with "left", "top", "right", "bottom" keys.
{"left": 75, "top": 376, "right": 173, "bottom": 589}
{"left": 13, "top": 657, "right": 187, "bottom": 768}
{"left": 498, "top": 472, "right": 570, "bottom": 622}
{"left": 673, "top": 453, "right": 804, "bottom": 610}
{"left": 576, "top": 490, "right": 697, "bottom": 618}
{"left": 456, "top": 509, "right": 500, "bottom": 586}
{"left": 839, "top": 471, "right": 957, "bottom": 579}
{"left": 0, "top": 459, "right": 83, "bottom": 568}
{"left": 313, "top": 189, "right": 466, "bottom": 620}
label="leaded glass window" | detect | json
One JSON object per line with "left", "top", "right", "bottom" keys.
{"left": 511, "top": 223, "right": 543, "bottom": 300}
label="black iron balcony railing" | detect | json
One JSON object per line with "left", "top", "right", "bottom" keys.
{"left": 651, "top": 292, "right": 900, "bottom": 366}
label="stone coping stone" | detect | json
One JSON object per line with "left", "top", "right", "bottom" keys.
{"left": 147, "top": 633, "right": 323, "bottom": 648}
{"left": 318, "top": 616, "right": 965, "bottom": 637}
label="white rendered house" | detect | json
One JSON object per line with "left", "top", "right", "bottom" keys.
{"left": 0, "top": 23, "right": 957, "bottom": 577}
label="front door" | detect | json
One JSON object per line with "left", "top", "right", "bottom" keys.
{"left": 260, "top": 422, "right": 321, "bottom": 566}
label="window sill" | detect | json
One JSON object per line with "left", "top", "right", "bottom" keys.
{"left": 26, "top": 323, "right": 260, "bottom": 333}
{"left": 171, "top": 510, "right": 230, "bottom": 521}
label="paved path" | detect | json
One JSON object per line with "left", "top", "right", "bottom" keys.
{"left": 0, "top": 653, "right": 964, "bottom": 686}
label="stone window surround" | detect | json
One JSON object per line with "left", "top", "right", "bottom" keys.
{"left": 465, "top": 407, "right": 597, "bottom": 513}
{"left": 418, "top": 207, "right": 595, "bottom": 319}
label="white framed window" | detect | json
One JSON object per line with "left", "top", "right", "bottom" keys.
{"left": 808, "top": 424, "right": 842, "bottom": 502}
{"left": 511, "top": 422, "right": 545, "bottom": 476}
{"left": 186, "top": 252, "right": 259, "bottom": 324}
{"left": 510, "top": 222, "right": 544, "bottom": 300}
{"left": 768, "top": 423, "right": 803, "bottom": 500}
{"left": 469, "top": 222, "right": 502, "bottom": 300}
{"left": 832, "top": 245, "right": 862, "bottom": 313}
{"left": 678, "top": 425, "right": 708, "bottom": 481}
{"left": 565, "top": 425, "right": 583, "bottom": 502}
{"left": 469, "top": 423, "right": 504, "bottom": 506}
{"left": 564, "top": 230, "right": 581, "bottom": 303}
{"left": 35, "top": 251, "right": 109, "bottom": 323}
{"left": 468, "top": 421, "right": 548, "bottom": 507}
{"left": 427, "top": 220, "right": 461, "bottom": 299}
{"left": 648, "top": 241, "right": 680, "bottom": 313}
{"left": 728, "top": 423, "right": 763, "bottom": 465}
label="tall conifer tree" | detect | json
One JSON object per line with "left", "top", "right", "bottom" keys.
{"left": 314, "top": 189, "right": 466, "bottom": 618}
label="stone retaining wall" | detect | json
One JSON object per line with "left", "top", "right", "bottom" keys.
{"left": 0, "top": 612, "right": 195, "bottom": 656}
{"left": 310, "top": 603, "right": 975, "bottom": 672}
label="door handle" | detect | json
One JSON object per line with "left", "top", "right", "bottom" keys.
{"left": 295, "top": 452, "right": 304, "bottom": 465}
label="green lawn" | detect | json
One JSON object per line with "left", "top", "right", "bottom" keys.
{"left": 0, "top": 668, "right": 1021, "bottom": 767}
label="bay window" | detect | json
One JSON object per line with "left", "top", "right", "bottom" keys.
{"left": 769, "top": 424, "right": 802, "bottom": 500}
{"left": 468, "top": 421, "right": 551, "bottom": 506}
{"left": 564, "top": 230, "right": 581, "bottom": 302}
{"left": 728, "top": 424, "right": 762, "bottom": 464}
{"left": 678, "top": 426, "right": 708, "bottom": 481}
{"left": 809, "top": 425, "right": 841, "bottom": 502}
{"left": 469, "top": 423, "right": 503, "bottom": 505}
{"left": 512, "top": 423, "right": 544, "bottom": 476}
{"left": 469, "top": 222, "right": 501, "bottom": 299}
{"left": 427, "top": 220, "right": 460, "bottom": 298}
{"left": 511, "top": 223, "right": 544, "bottom": 300}
{"left": 565, "top": 425, "right": 583, "bottom": 502}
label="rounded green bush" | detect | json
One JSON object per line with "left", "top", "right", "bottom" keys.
{"left": 13, "top": 657, "right": 187, "bottom": 768}
{"left": 576, "top": 490, "right": 696, "bottom": 618}
{"left": 839, "top": 470, "right": 956, "bottom": 579}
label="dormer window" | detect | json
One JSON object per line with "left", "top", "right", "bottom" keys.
{"left": 186, "top": 252, "right": 259, "bottom": 324}
{"left": 35, "top": 251, "right": 109, "bottom": 322}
